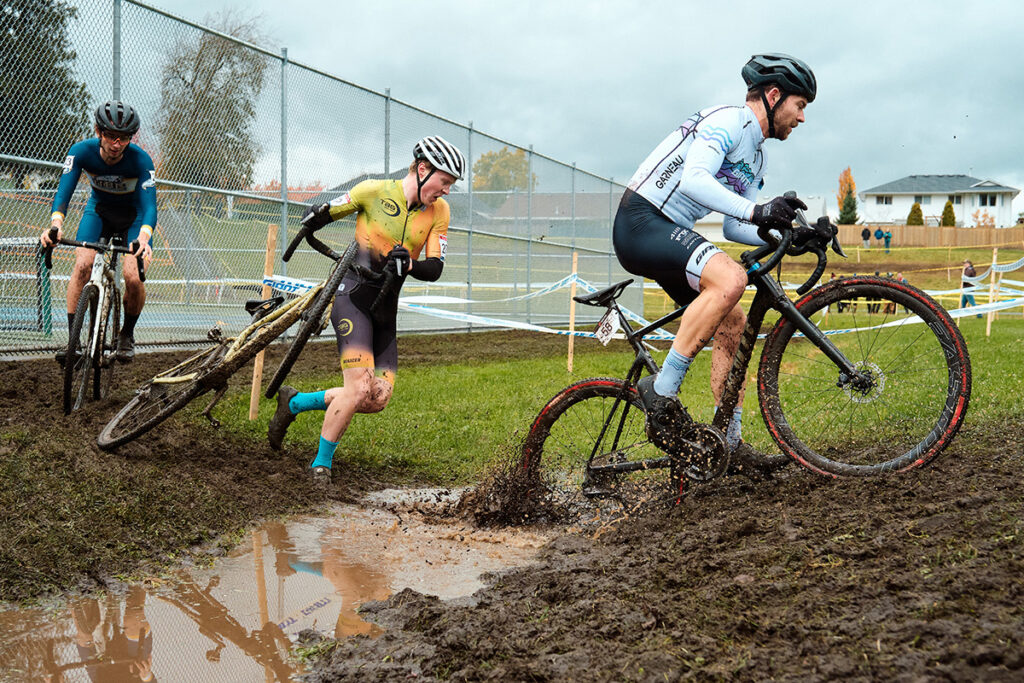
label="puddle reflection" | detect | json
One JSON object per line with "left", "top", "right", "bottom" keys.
{"left": 0, "top": 502, "right": 546, "bottom": 682}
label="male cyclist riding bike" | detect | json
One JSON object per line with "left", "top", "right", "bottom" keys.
{"left": 39, "top": 101, "right": 156, "bottom": 362}
{"left": 268, "top": 136, "right": 465, "bottom": 485}
{"left": 613, "top": 53, "right": 817, "bottom": 471}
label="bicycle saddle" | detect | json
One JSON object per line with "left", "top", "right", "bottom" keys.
{"left": 245, "top": 296, "right": 285, "bottom": 319}
{"left": 573, "top": 279, "right": 633, "bottom": 307}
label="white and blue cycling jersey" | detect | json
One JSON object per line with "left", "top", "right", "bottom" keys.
{"left": 627, "top": 105, "right": 766, "bottom": 246}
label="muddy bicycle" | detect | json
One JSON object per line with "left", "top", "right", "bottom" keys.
{"left": 43, "top": 229, "right": 146, "bottom": 415}
{"left": 521, "top": 208, "right": 972, "bottom": 505}
{"left": 97, "top": 227, "right": 393, "bottom": 450}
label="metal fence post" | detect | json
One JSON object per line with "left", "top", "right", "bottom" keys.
{"left": 526, "top": 145, "right": 533, "bottom": 324}
{"left": 279, "top": 47, "right": 289, "bottom": 278}
{"left": 112, "top": 0, "right": 122, "bottom": 99}
{"left": 384, "top": 88, "right": 391, "bottom": 176}
{"left": 466, "top": 122, "right": 473, "bottom": 325}
{"left": 608, "top": 178, "right": 614, "bottom": 285}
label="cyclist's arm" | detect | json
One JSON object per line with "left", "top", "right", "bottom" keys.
{"left": 50, "top": 145, "right": 86, "bottom": 229}
{"left": 136, "top": 153, "right": 158, "bottom": 244}
{"left": 325, "top": 181, "right": 374, "bottom": 222}
{"left": 678, "top": 124, "right": 757, "bottom": 224}
{"left": 409, "top": 209, "right": 449, "bottom": 282}
{"left": 722, "top": 182, "right": 766, "bottom": 246}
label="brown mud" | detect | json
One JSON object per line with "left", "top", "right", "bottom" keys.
{"left": 301, "top": 419, "right": 1024, "bottom": 681}
{"left": 3, "top": 333, "right": 1023, "bottom": 681}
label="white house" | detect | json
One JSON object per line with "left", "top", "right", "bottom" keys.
{"left": 859, "top": 174, "right": 1019, "bottom": 227}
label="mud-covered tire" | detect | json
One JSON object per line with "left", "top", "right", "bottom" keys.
{"left": 758, "top": 276, "right": 971, "bottom": 477}
{"left": 265, "top": 241, "right": 357, "bottom": 399}
{"left": 97, "top": 345, "right": 224, "bottom": 450}
{"left": 522, "top": 378, "right": 668, "bottom": 507}
{"left": 63, "top": 284, "right": 98, "bottom": 415}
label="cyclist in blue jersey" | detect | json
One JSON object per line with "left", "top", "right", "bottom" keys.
{"left": 40, "top": 101, "right": 157, "bottom": 362}
{"left": 613, "top": 54, "right": 816, "bottom": 471}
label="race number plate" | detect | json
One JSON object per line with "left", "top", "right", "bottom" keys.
{"left": 594, "top": 309, "right": 620, "bottom": 346}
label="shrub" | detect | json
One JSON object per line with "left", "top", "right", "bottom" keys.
{"left": 907, "top": 202, "right": 924, "bottom": 225}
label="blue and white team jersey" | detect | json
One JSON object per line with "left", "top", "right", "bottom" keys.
{"left": 51, "top": 138, "right": 158, "bottom": 231}
{"left": 627, "top": 105, "right": 766, "bottom": 245}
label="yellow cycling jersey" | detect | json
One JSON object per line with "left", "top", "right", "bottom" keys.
{"left": 326, "top": 178, "right": 449, "bottom": 269}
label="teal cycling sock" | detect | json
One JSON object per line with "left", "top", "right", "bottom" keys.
{"left": 653, "top": 349, "right": 693, "bottom": 397}
{"left": 289, "top": 390, "right": 327, "bottom": 415}
{"left": 310, "top": 436, "right": 339, "bottom": 470}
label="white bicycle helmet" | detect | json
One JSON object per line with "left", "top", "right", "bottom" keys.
{"left": 413, "top": 136, "right": 466, "bottom": 181}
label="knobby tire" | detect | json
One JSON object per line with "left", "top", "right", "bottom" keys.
{"left": 265, "top": 241, "right": 358, "bottom": 398}
{"left": 63, "top": 284, "right": 98, "bottom": 415}
{"left": 758, "top": 276, "right": 971, "bottom": 476}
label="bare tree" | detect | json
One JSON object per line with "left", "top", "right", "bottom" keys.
{"left": 156, "top": 12, "right": 267, "bottom": 192}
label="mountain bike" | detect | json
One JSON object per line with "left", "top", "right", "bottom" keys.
{"left": 96, "top": 227, "right": 391, "bottom": 450}
{"left": 521, "top": 207, "right": 972, "bottom": 507}
{"left": 43, "top": 229, "right": 146, "bottom": 415}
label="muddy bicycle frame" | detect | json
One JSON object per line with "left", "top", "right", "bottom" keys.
{"left": 577, "top": 216, "right": 859, "bottom": 480}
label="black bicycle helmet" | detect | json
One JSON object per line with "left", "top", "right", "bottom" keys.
{"left": 95, "top": 101, "right": 140, "bottom": 136}
{"left": 742, "top": 53, "right": 817, "bottom": 102}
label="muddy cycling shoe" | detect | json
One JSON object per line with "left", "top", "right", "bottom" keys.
{"left": 268, "top": 385, "right": 298, "bottom": 450}
{"left": 115, "top": 333, "right": 135, "bottom": 363}
{"left": 636, "top": 375, "right": 692, "bottom": 452}
{"left": 727, "top": 441, "right": 788, "bottom": 481}
{"left": 310, "top": 466, "right": 332, "bottom": 487}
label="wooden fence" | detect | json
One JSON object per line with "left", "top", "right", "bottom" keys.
{"left": 838, "top": 224, "right": 1024, "bottom": 249}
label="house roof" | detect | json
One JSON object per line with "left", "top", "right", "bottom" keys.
{"left": 861, "top": 174, "right": 1019, "bottom": 195}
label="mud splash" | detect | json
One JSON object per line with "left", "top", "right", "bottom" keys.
{"left": 0, "top": 495, "right": 550, "bottom": 682}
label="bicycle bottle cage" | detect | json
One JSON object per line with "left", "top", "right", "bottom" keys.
{"left": 245, "top": 296, "right": 285, "bottom": 321}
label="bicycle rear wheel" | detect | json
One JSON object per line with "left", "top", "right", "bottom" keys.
{"left": 265, "top": 241, "right": 358, "bottom": 398}
{"left": 521, "top": 378, "right": 667, "bottom": 509}
{"left": 97, "top": 344, "right": 224, "bottom": 450}
{"left": 758, "top": 276, "right": 971, "bottom": 476}
{"left": 64, "top": 284, "right": 99, "bottom": 415}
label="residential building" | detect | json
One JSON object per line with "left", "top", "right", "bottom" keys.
{"left": 859, "top": 175, "right": 1019, "bottom": 227}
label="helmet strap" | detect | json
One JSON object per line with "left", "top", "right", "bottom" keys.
{"left": 413, "top": 161, "right": 435, "bottom": 209}
{"left": 760, "top": 88, "right": 788, "bottom": 140}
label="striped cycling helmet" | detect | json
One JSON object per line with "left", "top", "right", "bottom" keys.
{"left": 413, "top": 136, "right": 466, "bottom": 180}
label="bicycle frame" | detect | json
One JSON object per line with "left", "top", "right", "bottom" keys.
{"left": 582, "top": 226, "right": 864, "bottom": 479}
{"left": 84, "top": 243, "right": 120, "bottom": 370}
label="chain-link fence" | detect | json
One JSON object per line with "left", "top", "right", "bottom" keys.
{"left": 0, "top": 0, "right": 635, "bottom": 359}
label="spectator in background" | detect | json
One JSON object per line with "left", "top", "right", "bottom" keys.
{"left": 861, "top": 226, "right": 871, "bottom": 248}
{"left": 883, "top": 229, "right": 892, "bottom": 253}
{"left": 961, "top": 259, "right": 983, "bottom": 318}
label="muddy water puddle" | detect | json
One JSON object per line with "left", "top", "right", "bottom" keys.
{"left": 0, "top": 491, "right": 550, "bottom": 682}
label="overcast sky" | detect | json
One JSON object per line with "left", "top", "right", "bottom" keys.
{"left": 150, "top": 0, "right": 1024, "bottom": 217}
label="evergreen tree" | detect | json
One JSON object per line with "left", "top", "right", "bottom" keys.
{"left": 0, "top": 0, "right": 91, "bottom": 179}
{"left": 839, "top": 191, "right": 859, "bottom": 224}
{"left": 907, "top": 202, "right": 924, "bottom": 225}
{"left": 941, "top": 200, "right": 956, "bottom": 227}
{"left": 156, "top": 12, "right": 267, "bottom": 191}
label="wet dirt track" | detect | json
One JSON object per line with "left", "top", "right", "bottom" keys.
{"left": 3, "top": 333, "right": 1024, "bottom": 681}
{"left": 302, "top": 421, "right": 1024, "bottom": 681}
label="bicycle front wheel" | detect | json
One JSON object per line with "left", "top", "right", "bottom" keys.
{"left": 521, "top": 378, "right": 667, "bottom": 508}
{"left": 758, "top": 276, "right": 971, "bottom": 476}
{"left": 94, "top": 291, "right": 120, "bottom": 402}
{"left": 64, "top": 284, "right": 99, "bottom": 415}
{"left": 97, "top": 344, "right": 224, "bottom": 450}
{"left": 265, "top": 240, "right": 357, "bottom": 398}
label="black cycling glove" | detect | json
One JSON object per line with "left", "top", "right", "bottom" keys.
{"left": 300, "top": 203, "right": 332, "bottom": 230}
{"left": 387, "top": 244, "right": 412, "bottom": 277}
{"left": 750, "top": 195, "right": 808, "bottom": 242}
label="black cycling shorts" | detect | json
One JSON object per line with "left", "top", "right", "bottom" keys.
{"left": 612, "top": 190, "right": 723, "bottom": 307}
{"left": 330, "top": 272, "right": 397, "bottom": 384}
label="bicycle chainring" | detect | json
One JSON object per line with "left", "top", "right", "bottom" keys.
{"left": 670, "top": 423, "right": 729, "bottom": 482}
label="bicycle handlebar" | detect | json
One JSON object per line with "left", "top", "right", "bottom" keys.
{"left": 741, "top": 192, "right": 845, "bottom": 295}
{"left": 43, "top": 228, "right": 146, "bottom": 282}
{"left": 283, "top": 225, "right": 342, "bottom": 263}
